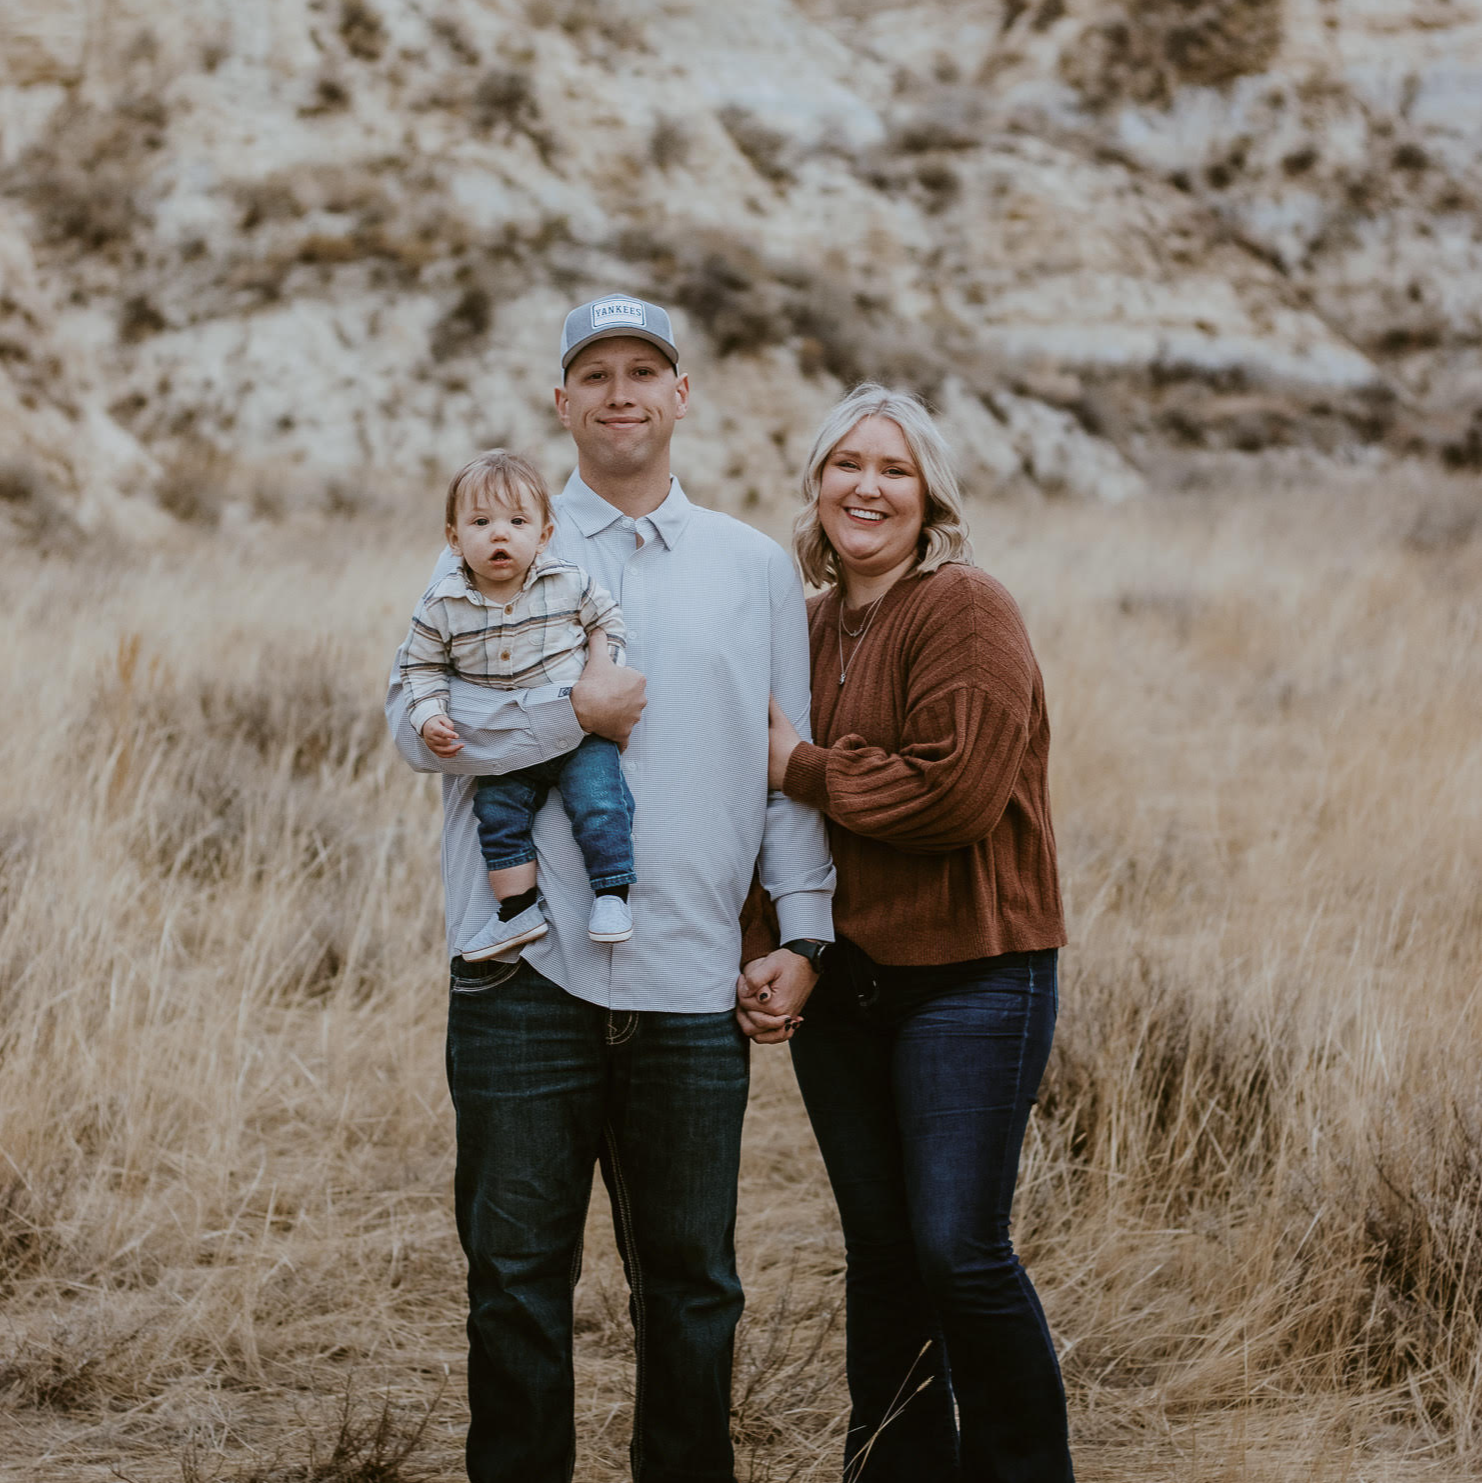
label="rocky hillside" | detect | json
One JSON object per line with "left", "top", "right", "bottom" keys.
{"left": 0, "top": 0, "right": 1477, "bottom": 530}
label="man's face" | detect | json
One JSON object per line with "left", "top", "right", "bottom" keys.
{"left": 554, "top": 338, "right": 689, "bottom": 480}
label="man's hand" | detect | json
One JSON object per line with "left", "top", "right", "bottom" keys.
{"left": 735, "top": 948, "right": 817, "bottom": 1045}
{"left": 572, "top": 631, "right": 646, "bottom": 750}
{"left": 421, "top": 713, "right": 464, "bottom": 758}
{"left": 767, "top": 696, "right": 803, "bottom": 791}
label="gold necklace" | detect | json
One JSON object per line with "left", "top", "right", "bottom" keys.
{"left": 837, "top": 591, "right": 887, "bottom": 685}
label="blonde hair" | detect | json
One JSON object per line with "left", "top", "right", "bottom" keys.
{"left": 444, "top": 449, "right": 552, "bottom": 530}
{"left": 792, "top": 384, "right": 973, "bottom": 590}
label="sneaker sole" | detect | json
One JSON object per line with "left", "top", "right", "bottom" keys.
{"left": 462, "top": 921, "right": 548, "bottom": 962}
{"left": 588, "top": 928, "right": 634, "bottom": 943}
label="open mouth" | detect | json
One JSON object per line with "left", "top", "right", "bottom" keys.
{"left": 845, "top": 507, "right": 886, "bottom": 522}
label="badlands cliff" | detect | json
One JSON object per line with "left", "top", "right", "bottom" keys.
{"left": 0, "top": 0, "right": 1477, "bottom": 530}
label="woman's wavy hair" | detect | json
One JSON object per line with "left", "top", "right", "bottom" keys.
{"left": 792, "top": 383, "right": 973, "bottom": 590}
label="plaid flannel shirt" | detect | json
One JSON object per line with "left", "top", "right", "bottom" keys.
{"left": 400, "top": 556, "right": 625, "bottom": 737}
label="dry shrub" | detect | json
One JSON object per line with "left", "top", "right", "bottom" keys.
{"left": 719, "top": 106, "right": 796, "bottom": 186}
{"left": 175, "top": 1383, "right": 443, "bottom": 1482}
{"left": 0, "top": 462, "right": 81, "bottom": 550}
{"left": 886, "top": 90, "right": 985, "bottom": 153}
{"left": 526, "top": 0, "right": 643, "bottom": 51}
{"left": 155, "top": 438, "right": 233, "bottom": 525}
{"left": 301, "top": 75, "right": 354, "bottom": 118}
{"left": 472, "top": 68, "right": 538, "bottom": 133}
{"left": 617, "top": 230, "right": 943, "bottom": 392}
{"left": 339, "top": 0, "right": 388, "bottom": 63}
{"left": 1062, "top": 0, "right": 1284, "bottom": 110}
{"left": 4, "top": 98, "right": 166, "bottom": 258}
{"left": 649, "top": 116, "right": 690, "bottom": 171}
{"left": 429, "top": 286, "right": 493, "bottom": 362}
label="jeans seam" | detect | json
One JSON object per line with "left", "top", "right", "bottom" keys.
{"left": 602, "top": 1122, "right": 648, "bottom": 1480}
{"left": 481, "top": 848, "right": 538, "bottom": 870}
{"left": 605, "top": 1012, "right": 638, "bottom": 1046}
{"left": 588, "top": 870, "right": 639, "bottom": 891}
{"left": 449, "top": 962, "right": 520, "bottom": 994}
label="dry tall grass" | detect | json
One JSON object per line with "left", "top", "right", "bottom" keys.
{"left": 0, "top": 459, "right": 1476, "bottom": 1481}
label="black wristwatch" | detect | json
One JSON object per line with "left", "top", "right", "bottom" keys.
{"left": 781, "top": 938, "right": 828, "bottom": 972}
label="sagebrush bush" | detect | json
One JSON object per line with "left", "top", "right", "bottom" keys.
{"left": 1061, "top": 0, "right": 1284, "bottom": 108}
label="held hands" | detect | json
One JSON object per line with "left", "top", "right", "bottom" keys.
{"left": 421, "top": 713, "right": 464, "bottom": 758}
{"left": 572, "top": 630, "right": 647, "bottom": 751}
{"left": 735, "top": 948, "right": 817, "bottom": 1045}
{"left": 767, "top": 696, "right": 803, "bottom": 791}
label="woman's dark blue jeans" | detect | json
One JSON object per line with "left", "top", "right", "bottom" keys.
{"left": 789, "top": 940, "right": 1072, "bottom": 1483}
{"left": 472, "top": 732, "right": 637, "bottom": 891}
{"left": 446, "top": 956, "right": 748, "bottom": 1482}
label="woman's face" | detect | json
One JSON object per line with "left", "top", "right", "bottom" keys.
{"left": 817, "top": 415, "right": 927, "bottom": 593}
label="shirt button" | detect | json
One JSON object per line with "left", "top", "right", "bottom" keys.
{"left": 504, "top": 604, "right": 513, "bottom": 614}
{"left": 500, "top": 650, "right": 510, "bottom": 661}
{"left": 621, "top": 517, "right": 635, "bottom": 531}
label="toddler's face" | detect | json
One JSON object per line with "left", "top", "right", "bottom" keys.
{"left": 447, "top": 489, "right": 554, "bottom": 597}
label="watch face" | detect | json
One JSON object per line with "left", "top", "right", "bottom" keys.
{"left": 787, "top": 940, "right": 826, "bottom": 968}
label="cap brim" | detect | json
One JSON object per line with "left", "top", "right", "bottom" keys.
{"left": 561, "top": 326, "right": 679, "bottom": 371}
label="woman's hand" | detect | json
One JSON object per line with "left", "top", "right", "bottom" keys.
{"left": 767, "top": 696, "right": 803, "bottom": 791}
{"left": 734, "top": 949, "right": 816, "bottom": 1045}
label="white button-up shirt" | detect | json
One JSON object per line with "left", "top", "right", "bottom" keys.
{"left": 385, "top": 472, "right": 835, "bottom": 1013}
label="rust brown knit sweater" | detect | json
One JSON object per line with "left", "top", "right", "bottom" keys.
{"left": 783, "top": 562, "right": 1065, "bottom": 967}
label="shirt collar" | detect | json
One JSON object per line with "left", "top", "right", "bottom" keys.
{"left": 558, "top": 470, "right": 693, "bottom": 551}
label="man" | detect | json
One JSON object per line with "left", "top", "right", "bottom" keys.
{"left": 385, "top": 294, "right": 834, "bottom": 1483}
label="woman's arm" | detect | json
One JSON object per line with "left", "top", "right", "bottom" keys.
{"left": 781, "top": 574, "right": 1040, "bottom": 855}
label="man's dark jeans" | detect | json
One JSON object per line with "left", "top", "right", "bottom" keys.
{"left": 789, "top": 941, "right": 1073, "bottom": 1483}
{"left": 472, "top": 733, "right": 637, "bottom": 891}
{"left": 446, "top": 956, "right": 748, "bottom": 1483}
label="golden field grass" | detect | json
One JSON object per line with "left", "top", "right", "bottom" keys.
{"left": 0, "top": 457, "right": 1477, "bottom": 1481}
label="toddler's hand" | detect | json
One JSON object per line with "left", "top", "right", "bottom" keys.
{"left": 421, "top": 714, "right": 463, "bottom": 758}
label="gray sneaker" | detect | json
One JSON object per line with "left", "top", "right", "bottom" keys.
{"left": 588, "top": 894, "right": 633, "bottom": 943}
{"left": 461, "top": 902, "right": 548, "bottom": 962}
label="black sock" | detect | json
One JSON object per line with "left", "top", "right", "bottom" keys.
{"left": 594, "top": 884, "right": 629, "bottom": 902}
{"left": 498, "top": 887, "right": 539, "bottom": 921}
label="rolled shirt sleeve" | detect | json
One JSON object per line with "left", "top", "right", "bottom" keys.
{"left": 758, "top": 542, "right": 836, "bottom": 942}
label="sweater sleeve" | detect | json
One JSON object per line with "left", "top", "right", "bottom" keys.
{"left": 783, "top": 573, "right": 1037, "bottom": 855}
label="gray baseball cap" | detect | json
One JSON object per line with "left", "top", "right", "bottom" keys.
{"left": 560, "top": 294, "right": 679, "bottom": 373}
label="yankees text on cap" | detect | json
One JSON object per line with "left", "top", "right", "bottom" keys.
{"left": 560, "top": 295, "right": 679, "bottom": 373}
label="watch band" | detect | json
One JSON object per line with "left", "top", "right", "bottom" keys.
{"left": 781, "top": 938, "right": 828, "bottom": 971}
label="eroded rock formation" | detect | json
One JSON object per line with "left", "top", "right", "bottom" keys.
{"left": 0, "top": 0, "right": 1477, "bottom": 526}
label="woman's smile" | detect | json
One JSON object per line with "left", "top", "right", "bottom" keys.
{"left": 818, "top": 414, "right": 928, "bottom": 602}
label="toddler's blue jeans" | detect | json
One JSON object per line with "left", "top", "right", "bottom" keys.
{"left": 471, "top": 734, "right": 636, "bottom": 892}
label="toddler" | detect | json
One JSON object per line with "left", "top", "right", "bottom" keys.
{"left": 400, "top": 449, "right": 636, "bottom": 959}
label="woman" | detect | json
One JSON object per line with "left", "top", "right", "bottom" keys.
{"left": 742, "top": 384, "right": 1073, "bottom": 1481}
